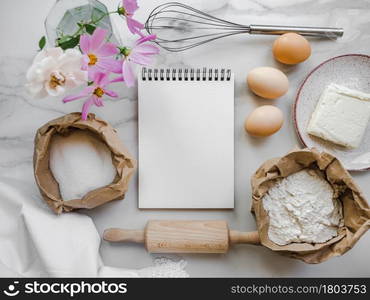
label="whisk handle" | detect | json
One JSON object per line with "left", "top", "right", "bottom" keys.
{"left": 249, "top": 24, "right": 343, "bottom": 38}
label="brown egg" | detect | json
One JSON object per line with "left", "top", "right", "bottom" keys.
{"left": 247, "top": 67, "right": 289, "bottom": 99}
{"left": 273, "top": 33, "right": 311, "bottom": 65}
{"left": 244, "top": 105, "right": 284, "bottom": 137}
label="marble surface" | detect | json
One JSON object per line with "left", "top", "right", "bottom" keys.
{"left": 1, "top": 0, "right": 370, "bottom": 277}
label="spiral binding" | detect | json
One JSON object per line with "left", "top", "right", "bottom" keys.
{"left": 142, "top": 67, "right": 232, "bottom": 81}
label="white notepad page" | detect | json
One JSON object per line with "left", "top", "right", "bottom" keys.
{"left": 138, "top": 68, "right": 234, "bottom": 209}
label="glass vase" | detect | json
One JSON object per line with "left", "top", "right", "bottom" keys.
{"left": 45, "top": 0, "right": 116, "bottom": 48}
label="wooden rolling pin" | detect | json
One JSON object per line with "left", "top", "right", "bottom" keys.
{"left": 103, "top": 220, "right": 260, "bottom": 253}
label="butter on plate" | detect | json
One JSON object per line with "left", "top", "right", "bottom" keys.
{"left": 307, "top": 83, "right": 370, "bottom": 148}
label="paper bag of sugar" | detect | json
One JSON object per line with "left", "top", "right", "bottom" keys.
{"left": 251, "top": 148, "right": 370, "bottom": 264}
{"left": 34, "top": 113, "right": 136, "bottom": 214}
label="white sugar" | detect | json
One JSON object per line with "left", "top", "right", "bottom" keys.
{"left": 49, "top": 130, "right": 116, "bottom": 201}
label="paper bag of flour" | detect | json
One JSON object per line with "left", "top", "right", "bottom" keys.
{"left": 251, "top": 148, "right": 370, "bottom": 263}
{"left": 34, "top": 113, "right": 136, "bottom": 214}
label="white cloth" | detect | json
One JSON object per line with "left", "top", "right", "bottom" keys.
{"left": 0, "top": 177, "right": 188, "bottom": 277}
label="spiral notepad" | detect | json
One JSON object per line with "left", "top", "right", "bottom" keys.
{"left": 138, "top": 68, "right": 234, "bottom": 209}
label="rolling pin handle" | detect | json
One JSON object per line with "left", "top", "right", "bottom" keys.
{"left": 103, "top": 228, "right": 145, "bottom": 243}
{"left": 229, "top": 230, "right": 260, "bottom": 245}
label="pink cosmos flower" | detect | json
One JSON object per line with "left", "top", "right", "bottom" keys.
{"left": 119, "top": 0, "right": 144, "bottom": 35}
{"left": 63, "top": 72, "right": 123, "bottom": 120}
{"left": 121, "top": 34, "right": 159, "bottom": 87}
{"left": 80, "top": 28, "right": 122, "bottom": 78}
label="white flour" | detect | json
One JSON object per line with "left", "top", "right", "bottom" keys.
{"left": 137, "top": 258, "right": 189, "bottom": 278}
{"left": 262, "top": 170, "right": 343, "bottom": 245}
{"left": 49, "top": 130, "right": 116, "bottom": 201}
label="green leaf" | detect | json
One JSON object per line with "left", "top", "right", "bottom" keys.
{"left": 57, "top": 35, "right": 71, "bottom": 44}
{"left": 85, "top": 24, "right": 96, "bottom": 35}
{"left": 58, "top": 36, "right": 80, "bottom": 50}
{"left": 38, "top": 36, "right": 46, "bottom": 50}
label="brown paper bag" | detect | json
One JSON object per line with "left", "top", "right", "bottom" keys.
{"left": 34, "top": 113, "right": 136, "bottom": 214}
{"left": 251, "top": 148, "right": 370, "bottom": 263}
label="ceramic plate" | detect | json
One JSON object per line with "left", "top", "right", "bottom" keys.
{"left": 294, "top": 54, "right": 370, "bottom": 171}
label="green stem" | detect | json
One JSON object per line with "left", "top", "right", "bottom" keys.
{"left": 74, "top": 26, "right": 85, "bottom": 37}
{"left": 69, "top": 11, "right": 117, "bottom": 39}
{"left": 91, "top": 11, "right": 116, "bottom": 25}
{"left": 56, "top": 10, "right": 118, "bottom": 48}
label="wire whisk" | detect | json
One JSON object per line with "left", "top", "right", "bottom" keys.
{"left": 145, "top": 2, "right": 344, "bottom": 52}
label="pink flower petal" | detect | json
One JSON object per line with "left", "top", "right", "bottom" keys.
{"left": 126, "top": 17, "right": 144, "bottom": 35}
{"left": 134, "top": 43, "right": 160, "bottom": 55}
{"left": 87, "top": 65, "right": 101, "bottom": 80}
{"left": 79, "top": 34, "right": 90, "bottom": 53}
{"left": 92, "top": 71, "right": 108, "bottom": 86}
{"left": 129, "top": 52, "right": 154, "bottom": 65}
{"left": 94, "top": 72, "right": 122, "bottom": 87}
{"left": 135, "top": 34, "right": 156, "bottom": 46}
{"left": 104, "top": 89, "right": 118, "bottom": 98}
{"left": 81, "top": 97, "right": 94, "bottom": 120}
{"left": 95, "top": 42, "right": 119, "bottom": 57}
{"left": 123, "top": 0, "right": 139, "bottom": 14}
{"left": 90, "top": 28, "right": 107, "bottom": 51}
{"left": 93, "top": 95, "right": 104, "bottom": 107}
{"left": 99, "top": 73, "right": 114, "bottom": 87}
{"left": 63, "top": 87, "right": 93, "bottom": 103}
{"left": 122, "top": 60, "right": 136, "bottom": 87}
{"left": 96, "top": 57, "right": 122, "bottom": 74}
{"left": 109, "top": 76, "right": 124, "bottom": 84}
{"left": 137, "top": 30, "right": 146, "bottom": 38}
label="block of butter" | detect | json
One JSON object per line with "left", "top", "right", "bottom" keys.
{"left": 307, "top": 83, "right": 370, "bottom": 148}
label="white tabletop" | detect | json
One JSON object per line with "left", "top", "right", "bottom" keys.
{"left": 1, "top": 0, "right": 370, "bottom": 277}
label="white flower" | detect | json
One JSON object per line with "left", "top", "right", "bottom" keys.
{"left": 26, "top": 47, "right": 87, "bottom": 98}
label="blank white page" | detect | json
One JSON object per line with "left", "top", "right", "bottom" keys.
{"left": 138, "top": 69, "right": 234, "bottom": 209}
